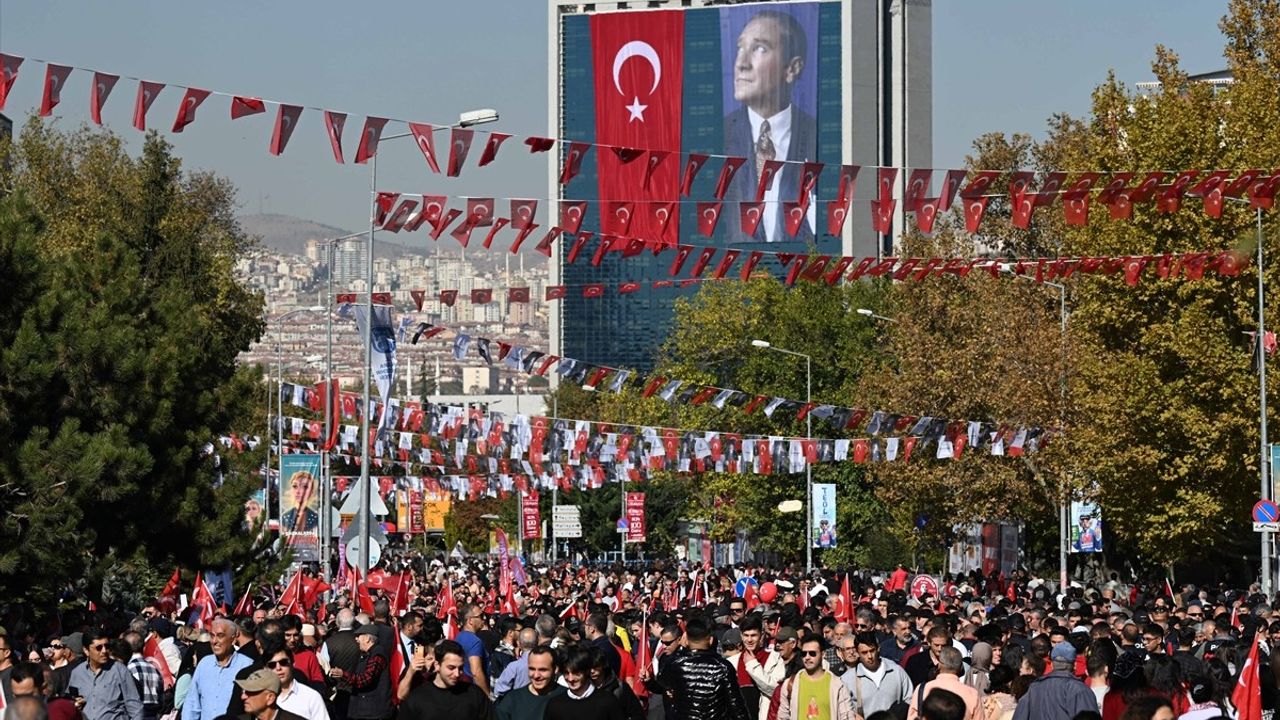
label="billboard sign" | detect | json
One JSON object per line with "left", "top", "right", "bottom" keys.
{"left": 1070, "top": 501, "right": 1103, "bottom": 553}
{"left": 279, "top": 453, "right": 322, "bottom": 561}
{"left": 812, "top": 482, "right": 837, "bottom": 548}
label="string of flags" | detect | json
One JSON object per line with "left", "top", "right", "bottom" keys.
{"left": 266, "top": 393, "right": 1042, "bottom": 496}
{"left": 406, "top": 321, "right": 1042, "bottom": 442}
{"left": 6, "top": 52, "right": 1280, "bottom": 234}
{"left": 370, "top": 195, "right": 1249, "bottom": 288}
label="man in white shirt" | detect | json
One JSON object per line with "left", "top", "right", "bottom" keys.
{"left": 266, "top": 646, "right": 330, "bottom": 720}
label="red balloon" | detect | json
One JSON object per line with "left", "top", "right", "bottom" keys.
{"left": 759, "top": 581, "right": 778, "bottom": 603}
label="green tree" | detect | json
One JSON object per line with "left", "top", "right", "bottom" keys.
{"left": 0, "top": 120, "right": 270, "bottom": 608}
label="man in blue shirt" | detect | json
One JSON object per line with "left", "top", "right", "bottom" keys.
{"left": 181, "top": 618, "right": 253, "bottom": 720}
{"left": 454, "top": 604, "right": 491, "bottom": 697}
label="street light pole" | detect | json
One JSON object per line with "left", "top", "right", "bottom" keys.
{"left": 750, "top": 339, "right": 813, "bottom": 574}
{"left": 357, "top": 112, "right": 499, "bottom": 577}
{"left": 1258, "top": 208, "right": 1272, "bottom": 596}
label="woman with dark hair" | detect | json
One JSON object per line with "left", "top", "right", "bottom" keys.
{"left": 1117, "top": 695, "right": 1173, "bottom": 720}
{"left": 1103, "top": 651, "right": 1149, "bottom": 720}
{"left": 1179, "top": 672, "right": 1224, "bottom": 719}
{"left": 1142, "top": 655, "right": 1189, "bottom": 716}
{"left": 982, "top": 665, "right": 1017, "bottom": 720}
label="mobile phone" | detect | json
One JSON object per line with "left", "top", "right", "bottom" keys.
{"left": 68, "top": 686, "right": 80, "bottom": 698}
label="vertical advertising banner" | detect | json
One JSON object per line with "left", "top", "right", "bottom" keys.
{"left": 812, "top": 482, "right": 837, "bottom": 548}
{"left": 408, "top": 490, "right": 424, "bottom": 534}
{"left": 352, "top": 302, "right": 397, "bottom": 436}
{"left": 396, "top": 490, "right": 410, "bottom": 533}
{"left": 1070, "top": 501, "right": 1104, "bottom": 553}
{"left": 625, "top": 491, "right": 647, "bottom": 543}
{"left": 279, "top": 453, "right": 322, "bottom": 561}
{"left": 522, "top": 491, "right": 541, "bottom": 540}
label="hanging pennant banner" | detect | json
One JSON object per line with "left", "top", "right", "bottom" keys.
{"left": 625, "top": 492, "right": 646, "bottom": 543}
{"left": 522, "top": 491, "right": 541, "bottom": 540}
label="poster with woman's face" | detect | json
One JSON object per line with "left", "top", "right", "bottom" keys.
{"left": 279, "top": 454, "right": 322, "bottom": 561}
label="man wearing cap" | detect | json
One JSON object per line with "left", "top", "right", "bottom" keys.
{"left": 328, "top": 626, "right": 390, "bottom": 720}
{"left": 49, "top": 633, "right": 83, "bottom": 698}
{"left": 235, "top": 668, "right": 307, "bottom": 720}
{"left": 1009, "top": 641, "right": 1097, "bottom": 720}
{"left": 773, "top": 628, "right": 801, "bottom": 678}
{"left": 183, "top": 618, "right": 253, "bottom": 720}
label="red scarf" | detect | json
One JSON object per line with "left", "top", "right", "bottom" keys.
{"left": 736, "top": 649, "right": 770, "bottom": 687}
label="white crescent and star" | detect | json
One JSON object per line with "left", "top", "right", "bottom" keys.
{"left": 612, "top": 40, "right": 662, "bottom": 122}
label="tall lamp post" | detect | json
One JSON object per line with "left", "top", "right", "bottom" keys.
{"left": 356, "top": 109, "right": 500, "bottom": 576}
{"left": 750, "top": 339, "right": 813, "bottom": 574}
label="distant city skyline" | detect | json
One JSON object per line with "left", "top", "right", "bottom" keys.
{"left": 0, "top": 1, "right": 1229, "bottom": 231}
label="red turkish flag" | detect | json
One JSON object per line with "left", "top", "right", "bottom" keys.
{"left": 690, "top": 247, "right": 717, "bottom": 278}
{"left": 566, "top": 232, "right": 592, "bottom": 264}
{"left": 959, "top": 171, "right": 1001, "bottom": 233}
{"left": 526, "top": 136, "right": 555, "bottom": 152}
{"left": 478, "top": 132, "right": 511, "bottom": 167}
{"left": 916, "top": 169, "right": 966, "bottom": 233}
{"left": 171, "top": 88, "right": 211, "bottom": 132}
{"left": 583, "top": 284, "right": 606, "bottom": 298}
{"left": 903, "top": 169, "right": 932, "bottom": 212}
{"left": 561, "top": 142, "right": 590, "bottom": 184}
{"left": 560, "top": 201, "right": 588, "bottom": 234}
{"left": 510, "top": 199, "right": 538, "bottom": 229}
{"left": 826, "top": 200, "right": 850, "bottom": 236}
{"left": 383, "top": 198, "right": 418, "bottom": 232}
{"left": 406, "top": 122, "right": 441, "bottom": 173}
{"left": 132, "top": 80, "right": 164, "bottom": 131}
{"left": 410, "top": 289, "right": 425, "bottom": 311}
{"left": 40, "top": 63, "right": 72, "bottom": 117}
{"left": 668, "top": 245, "right": 694, "bottom": 276}
{"left": 483, "top": 217, "right": 511, "bottom": 249}
{"left": 644, "top": 150, "right": 669, "bottom": 189}
{"left": 798, "top": 162, "right": 824, "bottom": 208}
{"left": 592, "top": 10, "right": 684, "bottom": 246}
{"left": 0, "top": 54, "right": 23, "bottom": 111}
{"left": 681, "top": 153, "right": 708, "bottom": 195}
{"left": 232, "top": 96, "right": 265, "bottom": 119}
{"left": 604, "top": 201, "right": 635, "bottom": 236}
{"left": 651, "top": 201, "right": 677, "bottom": 246}
{"left": 322, "top": 111, "right": 347, "bottom": 163}
{"left": 471, "top": 288, "right": 493, "bottom": 305}
{"left": 619, "top": 281, "right": 642, "bottom": 294}
{"left": 837, "top": 165, "right": 860, "bottom": 204}
{"left": 353, "top": 116, "right": 387, "bottom": 164}
{"left": 757, "top": 159, "right": 785, "bottom": 202}
{"left": 467, "top": 197, "right": 495, "bottom": 227}
{"left": 508, "top": 287, "right": 531, "bottom": 303}
{"left": 1233, "top": 631, "right": 1263, "bottom": 720}
{"left": 447, "top": 127, "right": 474, "bottom": 176}
{"left": 269, "top": 104, "right": 303, "bottom": 156}
{"left": 740, "top": 251, "right": 764, "bottom": 280}
{"left": 1156, "top": 169, "right": 1199, "bottom": 213}
{"left": 697, "top": 202, "right": 722, "bottom": 236}
{"left": 711, "top": 249, "right": 741, "bottom": 279}
{"left": 714, "top": 157, "right": 746, "bottom": 199}
{"left": 545, "top": 286, "right": 567, "bottom": 301}
{"left": 784, "top": 201, "right": 808, "bottom": 237}
{"left": 740, "top": 202, "right": 765, "bottom": 236}
{"left": 90, "top": 72, "right": 119, "bottom": 125}
{"left": 440, "top": 290, "right": 458, "bottom": 307}
{"left": 1060, "top": 172, "right": 1100, "bottom": 225}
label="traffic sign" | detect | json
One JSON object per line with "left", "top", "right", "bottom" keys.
{"left": 616, "top": 518, "right": 629, "bottom": 533}
{"left": 734, "top": 577, "right": 759, "bottom": 598}
{"left": 1255, "top": 522, "right": 1280, "bottom": 533}
{"left": 1253, "top": 500, "right": 1280, "bottom": 524}
{"left": 910, "top": 574, "right": 939, "bottom": 600}
{"left": 345, "top": 537, "right": 383, "bottom": 568}
{"left": 552, "top": 505, "right": 583, "bottom": 538}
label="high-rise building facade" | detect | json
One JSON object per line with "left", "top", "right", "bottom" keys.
{"left": 548, "top": 0, "right": 931, "bottom": 372}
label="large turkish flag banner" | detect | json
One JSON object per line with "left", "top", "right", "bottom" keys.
{"left": 592, "top": 11, "right": 684, "bottom": 245}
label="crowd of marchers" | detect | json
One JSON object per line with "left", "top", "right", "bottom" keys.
{"left": 1, "top": 557, "right": 1274, "bottom": 720}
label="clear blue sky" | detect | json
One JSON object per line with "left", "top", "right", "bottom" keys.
{"left": 0, "top": 1, "right": 1229, "bottom": 232}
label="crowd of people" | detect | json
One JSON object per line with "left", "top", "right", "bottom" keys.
{"left": 1, "top": 557, "right": 1275, "bottom": 720}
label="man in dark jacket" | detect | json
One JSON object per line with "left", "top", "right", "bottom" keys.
{"left": 647, "top": 616, "right": 752, "bottom": 720}
{"left": 1011, "top": 642, "right": 1098, "bottom": 720}
{"left": 544, "top": 647, "right": 625, "bottom": 720}
{"left": 329, "top": 626, "right": 390, "bottom": 720}
{"left": 398, "top": 640, "right": 494, "bottom": 720}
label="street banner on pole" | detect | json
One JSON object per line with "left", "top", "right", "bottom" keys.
{"left": 625, "top": 492, "right": 646, "bottom": 543}
{"left": 813, "top": 483, "right": 837, "bottom": 548}
{"left": 352, "top": 301, "right": 397, "bottom": 438}
{"left": 522, "top": 491, "right": 541, "bottom": 539}
{"left": 1069, "top": 500, "right": 1104, "bottom": 553}
{"left": 280, "top": 453, "right": 322, "bottom": 561}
